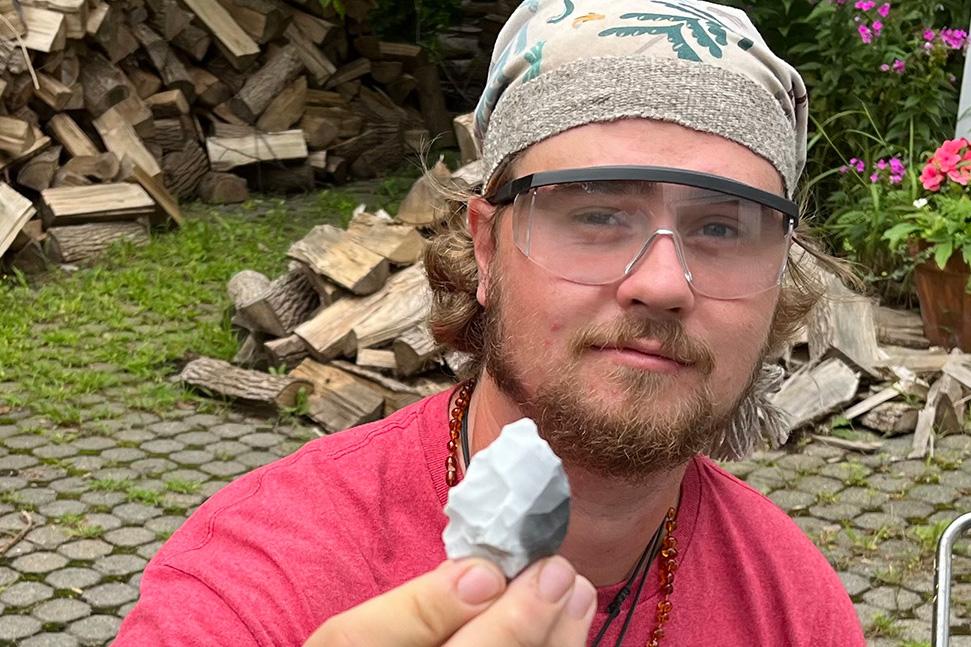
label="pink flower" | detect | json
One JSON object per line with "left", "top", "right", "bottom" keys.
{"left": 838, "top": 165, "right": 849, "bottom": 174}
{"left": 872, "top": 20, "right": 883, "bottom": 34}
{"left": 876, "top": 159, "right": 888, "bottom": 170}
{"left": 879, "top": 63, "right": 890, "bottom": 71}
{"left": 858, "top": 23, "right": 873, "bottom": 43}
{"left": 849, "top": 157, "right": 866, "bottom": 173}
{"left": 921, "top": 138, "right": 971, "bottom": 190}
{"left": 892, "top": 58, "right": 906, "bottom": 73}
{"left": 941, "top": 28, "right": 968, "bottom": 49}
{"left": 870, "top": 172, "right": 880, "bottom": 183}
{"left": 934, "top": 138, "right": 967, "bottom": 172}
{"left": 877, "top": 2, "right": 890, "bottom": 17}
{"left": 921, "top": 164, "right": 945, "bottom": 191}
{"left": 889, "top": 174, "right": 903, "bottom": 185}
{"left": 923, "top": 29, "right": 936, "bottom": 41}
{"left": 889, "top": 157, "right": 906, "bottom": 175}
{"left": 854, "top": 0, "right": 875, "bottom": 9}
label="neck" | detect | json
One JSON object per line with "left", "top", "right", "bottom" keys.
{"left": 465, "top": 372, "right": 688, "bottom": 587}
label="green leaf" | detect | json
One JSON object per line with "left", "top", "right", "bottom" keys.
{"left": 934, "top": 241, "right": 954, "bottom": 269}
{"left": 882, "top": 223, "right": 919, "bottom": 247}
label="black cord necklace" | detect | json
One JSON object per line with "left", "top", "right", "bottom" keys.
{"left": 461, "top": 413, "right": 667, "bottom": 646}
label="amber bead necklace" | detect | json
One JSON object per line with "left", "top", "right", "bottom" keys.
{"left": 444, "top": 380, "right": 679, "bottom": 645}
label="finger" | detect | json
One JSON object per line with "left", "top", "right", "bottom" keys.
{"left": 446, "top": 556, "right": 596, "bottom": 647}
{"left": 305, "top": 559, "right": 506, "bottom": 647}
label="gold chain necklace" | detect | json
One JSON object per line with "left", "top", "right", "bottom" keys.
{"left": 444, "top": 381, "right": 679, "bottom": 645}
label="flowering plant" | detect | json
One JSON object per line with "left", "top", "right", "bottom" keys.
{"left": 884, "top": 138, "right": 971, "bottom": 288}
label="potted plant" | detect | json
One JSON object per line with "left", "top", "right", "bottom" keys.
{"left": 884, "top": 137, "right": 971, "bottom": 350}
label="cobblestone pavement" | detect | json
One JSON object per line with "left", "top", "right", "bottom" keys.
{"left": 0, "top": 388, "right": 966, "bottom": 646}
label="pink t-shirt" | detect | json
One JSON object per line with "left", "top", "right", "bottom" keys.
{"left": 115, "top": 388, "right": 865, "bottom": 646}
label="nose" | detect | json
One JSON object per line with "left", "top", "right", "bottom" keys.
{"left": 614, "top": 230, "right": 696, "bottom": 314}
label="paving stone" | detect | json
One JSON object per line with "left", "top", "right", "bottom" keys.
{"left": 71, "top": 437, "right": 116, "bottom": 452}
{"left": 0, "top": 566, "right": 19, "bottom": 588}
{"left": 25, "top": 525, "right": 72, "bottom": 550}
{"left": 888, "top": 459, "right": 930, "bottom": 478}
{"left": 58, "top": 539, "right": 113, "bottom": 561}
{"left": 20, "top": 632, "right": 79, "bottom": 647}
{"left": 200, "top": 460, "right": 247, "bottom": 478}
{"left": 808, "top": 503, "right": 861, "bottom": 522}
{"left": 862, "top": 585, "right": 922, "bottom": 611}
{"left": 791, "top": 516, "right": 834, "bottom": 538}
{"left": 0, "top": 511, "right": 38, "bottom": 531}
{"left": 145, "top": 515, "right": 185, "bottom": 535}
{"left": 853, "top": 602, "right": 884, "bottom": 629}
{"left": 38, "top": 499, "right": 88, "bottom": 518}
{"left": 100, "top": 447, "right": 146, "bottom": 463}
{"left": 0, "top": 615, "right": 42, "bottom": 640}
{"left": 22, "top": 465, "right": 67, "bottom": 483}
{"left": 17, "top": 487, "right": 57, "bottom": 507}
{"left": 90, "top": 467, "right": 138, "bottom": 482}
{"left": 81, "top": 582, "right": 138, "bottom": 609}
{"left": 941, "top": 470, "right": 971, "bottom": 492}
{"left": 65, "top": 456, "right": 104, "bottom": 473}
{"left": 853, "top": 512, "right": 906, "bottom": 532}
{"left": 114, "top": 429, "right": 154, "bottom": 444}
{"left": 119, "top": 412, "right": 161, "bottom": 428}
{"left": 112, "top": 503, "right": 162, "bottom": 524}
{"left": 79, "top": 491, "right": 126, "bottom": 508}
{"left": 68, "top": 614, "right": 120, "bottom": 644}
{"left": 146, "top": 421, "right": 192, "bottom": 437}
{"left": 909, "top": 483, "right": 960, "bottom": 506}
{"left": 200, "top": 480, "right": 229, "bottom": 497}
{"left": 867, "top": 473, "right": 911, "bottom": 493}
{"left": 0, "top": 454, "right": 39, "bottom": 470}
{"left": 0, "top": 581, "right": 54, "bottom": 607}
{"left": 796, "top": 475, "right": 844, "bottom": 496}
{"left": 129, "top": 458, "right": 177, "bottom": 476}
{"left": 838, "top": 571, "right": 871, "bottom": 598}
{"left": 12, "top": 551, "right": 68, "bottom": 574}
{"left": 103, "top": 527, "right": 155, "bottom": 548}
{"left": 140, "top": 439, "right": 184, "bottom": 454}
{"left": 5, "top": 539, "right": 37, "bottom": 558}
{"left": 45, "top": 568, "right": 102, "bottom": 591}
{"left": 887, "top": 498, "right": 935, "bottom": 521}
{"left": 210, "top": 422, "right": 254, "bottom": 439}
{"left": 93, "top": 554, "right": 146, "bottom": 577}
{"left": 137, "top": 540, "right": 163, "bottom": 560}
{"left": 32, "top": 445, "right": 78, "bottom": 460}
{"left": 237, "top": 450, "right": 277, "bottom": 468}
{"left": 49, "top": 478, "right": 90, "bottom": 495}
{"left": 5, "top": 435, "right": 47, "bottom": 450}
{"left": 169, "top": 450, "right": 214, "bottom": 466}
{"left": 941, "top": 435, "right": 971, "bottom": 451}
{"left": 80, "top": 513, "right": 121, "bottom": 532}
{"left": 719, "top": 460, "right": 756, "bottom": 479}
{"left": 183, "top": 414, "right": 224, "bottom": 428}
{"left": 835, "top": 487, "right": 890, "bottom": 510}
{"left": 767, "top": 489, "right": 815, "bottom": 512}
{"left": 32, "top": 598, "right": 91, "bottom": 624}
{"left": 164, "top": 469, "right": 207, "bottom": 483}
{"left": 175, "top": 431, "right": 219, "bottom": 447}
{"left": 773, "top": 453, "right": 826, "bottom": 473}
{"left": 239, "top": 432, "right": 284, "bottom": 449}
{"left": 0, "top": 476, "right": 26, "bottom": 492}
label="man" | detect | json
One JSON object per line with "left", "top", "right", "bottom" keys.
{"left": 115, "top": 1, "right": 866, "bottom": 645}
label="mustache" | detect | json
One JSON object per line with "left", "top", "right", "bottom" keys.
{"left": 568, "top": 317, "right": 716, "bottom": 376}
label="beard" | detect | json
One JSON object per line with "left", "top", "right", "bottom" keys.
{"left": 480, "top": 264, "right": 765, "bottom": 482}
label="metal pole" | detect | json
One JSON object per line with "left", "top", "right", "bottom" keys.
{"left": 933, "top": 512, "right": 971, "bottom": 646}
{"left": 957, "top": 17, "right": 971, "bottom": 140}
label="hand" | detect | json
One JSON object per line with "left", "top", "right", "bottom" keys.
{"left": 305, "top": 555, "right": 597, "bottom": 647}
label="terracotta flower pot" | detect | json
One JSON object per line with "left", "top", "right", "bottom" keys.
{"left": 912, "top": 252, "right": 971, "bottom": 351}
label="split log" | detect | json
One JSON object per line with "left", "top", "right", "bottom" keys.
{"left": 145, "top": 89, "right": 190, "bottom": 118}
{"left": 162, "top": 140, "right": 209, "bottom": 201}
{"left": 131, "top": 165, "right": 184, "bottom": 227}
{"left": 324, "top": 58, "right": 370, "bottom": 89}
{"left": 393, "top": 325, "right": 440, "bottom": 377}
{"left": 146, "top": 0, "right": 192, "bottom": 40}
{"left": 809, "top": 435, "right": 883, "bottom": 454}
{"left": 229, "top": 44, "right": 304, "bottom": 123}
{"left": 7, "top": 239, "right": 50, "bottom": 273}
{"left": 92, "top": 107, "right": 162, "bottom": 179}
{"left": 216, "top": 0, "right": 290, "bottom": 44}
{"left": 910, "top": 372, "right": 966, "bottom": 458}
{"left": 860, "top": 402, "right": 919, "bottom": 436}
{"left": 228, "top": 270, "right": 279, "bottom": 334}
{"left": 287, "top": 9, "right": 334, "bottom": 44}
{"left": 16, "top": 145, "right": 61, "bottom": 191}
{"left": 876, "top": 347, "right": 950, "bottom": 374}
{"left": 113, "top": 95, "right": 156, "bottom": 140}
{"left": 237, "top": 160, "right": 314, "bottom": 194}
{"left": 47, "top": 114, "right": 99, "bottom": 157}
{"left": 206, "top": 130, "right": 308, "bottom": 172}
{"left": 21, "top": 6, "right": 66, "bottom": 52}
{"left": 39, "top": 183, "right": 157, "bottom": 226}
{"left": 181, "top": 357, "right": 312, "bottom": 408}
{"left": 289, "top": 359, "right": 383, "bottom": 432}
{"left": 132, "top": 23, "right": 195, "bottom": 101}
{"left": 413, "top": 64, "right": 454, "bottom": 146}
{"left": 188, "top": 66, "right": 231, "bottom": 107}
{"left": 284, "top": 22, "right": 335, "bottom": 85}
{"left": 0, "top": 183, "right": 36, "bottom": 257}
{"left": 45, "top": 221, "right": 149, "bottom": 263}
{"left": 79, "top": 52, "right": 130, "bottom": 115}
{"left": 19, "top": 0, "right": 86, "bottom": 39}
{"left": 229, "top": 269, "right": 320, "bottom": 338}
{"left": 875, "top": 306, "right": 929, "bottom": 349}
{"left": 299, "top": 112, "right": 339, "bottom": 149}
{"left": 453, "top": 112, "right": 478, "bottom": 164}
{"left": 264, "top": 333, "right": 308, "bottom": 369}
{"left": 256, "top": 76, "right": 307, "bottom": 132}
{"left": 180, "top": 0, "right": 260, "bottom": 70}
{"left": 61, "top": 153, "right": 120, "bottom": 182}
{"left": 171, "top": 22, "right": 212, "bottom": 62}
{"left": 35, "top": 72, "right": 73, "bottom": 110}
{"left": 770, "top": 358, "right": 860, "bottom": 431}
{"left": 89, "top": 3, "right": 138, "bottom": 62}
{"left": 51, "top": 169, "right": 91, "bottom": 187}
{"left": 265, "top": 269, "right": 320, "bottom": 333}
{"left": 0, "top": 117, "right": 35, "bottom": 155}
{"left": 233, "top": 332, "right": 268, "bottom": 369}
{"left": 149, "top": 117, "right": 193, "bottom": 152}
{"left": 356, "top": 348, "right": 397, "bottom": 371}
{"left": 198, "top": 171, "right": 248, "bottom": 204}
{"left": 395, "top": 158, "right": 452, "bottom": 226}
{"left": 808, "top": 273, "right": 883, "bottom": 378}
{"left": 346, "top": 211, "right": 424, "bottom": 265}
{"left": 294, "top": 263, "right": 428, "bottom": 360}
{"left": 287, "top": 224, "right": 389, "bottom": 295}
{"left": 330, "top": 360, "right": 426, "bottom": 414}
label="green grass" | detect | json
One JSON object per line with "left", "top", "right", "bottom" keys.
{"left": 0, "top": 179, "right": 415, "bottom": 426}
{"left": 165, "top": 479, "right": 202, "bottom": 495}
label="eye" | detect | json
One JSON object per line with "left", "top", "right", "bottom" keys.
{"left": 699, "top": 221, "right": 739, "bottom": 238}
{"left": 570, "top": 210, "right": 630, "bottom": 227}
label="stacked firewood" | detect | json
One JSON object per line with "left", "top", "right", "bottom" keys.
{"left": 180, "top": 125, "right": 482, "bottom": 431}
{"left": 0, "top": 0, "right": 459, "bottom": 271}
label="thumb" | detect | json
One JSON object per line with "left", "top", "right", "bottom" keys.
{"left": 304, "top": 559, "right": 507, "bottom": 647}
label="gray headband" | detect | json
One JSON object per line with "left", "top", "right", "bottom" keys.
{"left": 473, "top": 0, "right": 809, "bottom": 198}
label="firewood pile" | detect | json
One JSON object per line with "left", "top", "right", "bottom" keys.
{"left": 0, "top": 0, "right": 463, "bottom": 272}
{"left": 179, "top": 124, "right": 482, "bottom": 432}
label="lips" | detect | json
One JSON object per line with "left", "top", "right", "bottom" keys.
{"left": 596, "top": 341, "right": 691, "bottom": 366}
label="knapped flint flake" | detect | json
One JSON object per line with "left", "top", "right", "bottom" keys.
{"left": 442, "top": 418, "right": 571, "bottom": 578}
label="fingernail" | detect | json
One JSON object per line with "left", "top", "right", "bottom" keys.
{"left": 538, "top": 556, "right": 575, "bottom": 603}
{"left": 566, "top": 576, "right": 596, "bottom": 619}
{"left": 456, "top": 562, "right": 504, "bottom": 605}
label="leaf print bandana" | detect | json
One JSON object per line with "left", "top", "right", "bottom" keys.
{"left": 474, "top": 0, "right": 808, "bottom": 198}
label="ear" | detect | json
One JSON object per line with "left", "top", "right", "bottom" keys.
{"left": 468, "top": 196, "right": 498, "bottom": 307}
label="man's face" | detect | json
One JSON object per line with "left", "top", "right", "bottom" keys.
{"left": 470, "top": 119, "right": 785, "bottom": 479}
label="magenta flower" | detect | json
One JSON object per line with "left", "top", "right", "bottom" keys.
{"left": 838, "top": 165, "right": 849, "bottom": 174}
{"left": 872, "top": 20, "right": 883, "bottom": 34}
{"left": 858, "top": 23, "right": 873, "bottom": 43}
{"left": 877, "top": 2, "right": 890, "bottom": 17}
{"left": 892, "top": 58, "right": 905, "bottom": 73}
{"left": 854, "top": 0, "right": 875, "bottom": 10}
{"left": 876, "top": 159, "right": 888, "bottom": 170}
{"left": 941, "top": 29, "right": 968, "bottom": 49}
{"left": 849, "top": 158, "right": 866, "bottom": 173}
{"left": 889, "top": 157, "right": 906, "bottom": 175}
{"left": 889, "top": 173, "right": 903, "bottom": 185}
{"left": 869, "top": 172, "right": 880, "bottom": 183}
{"left": 879, "top": 63, "right": 890, "bottom": 71}
{"left": 923, "top": 29, "right": 936, "bottom": 41}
